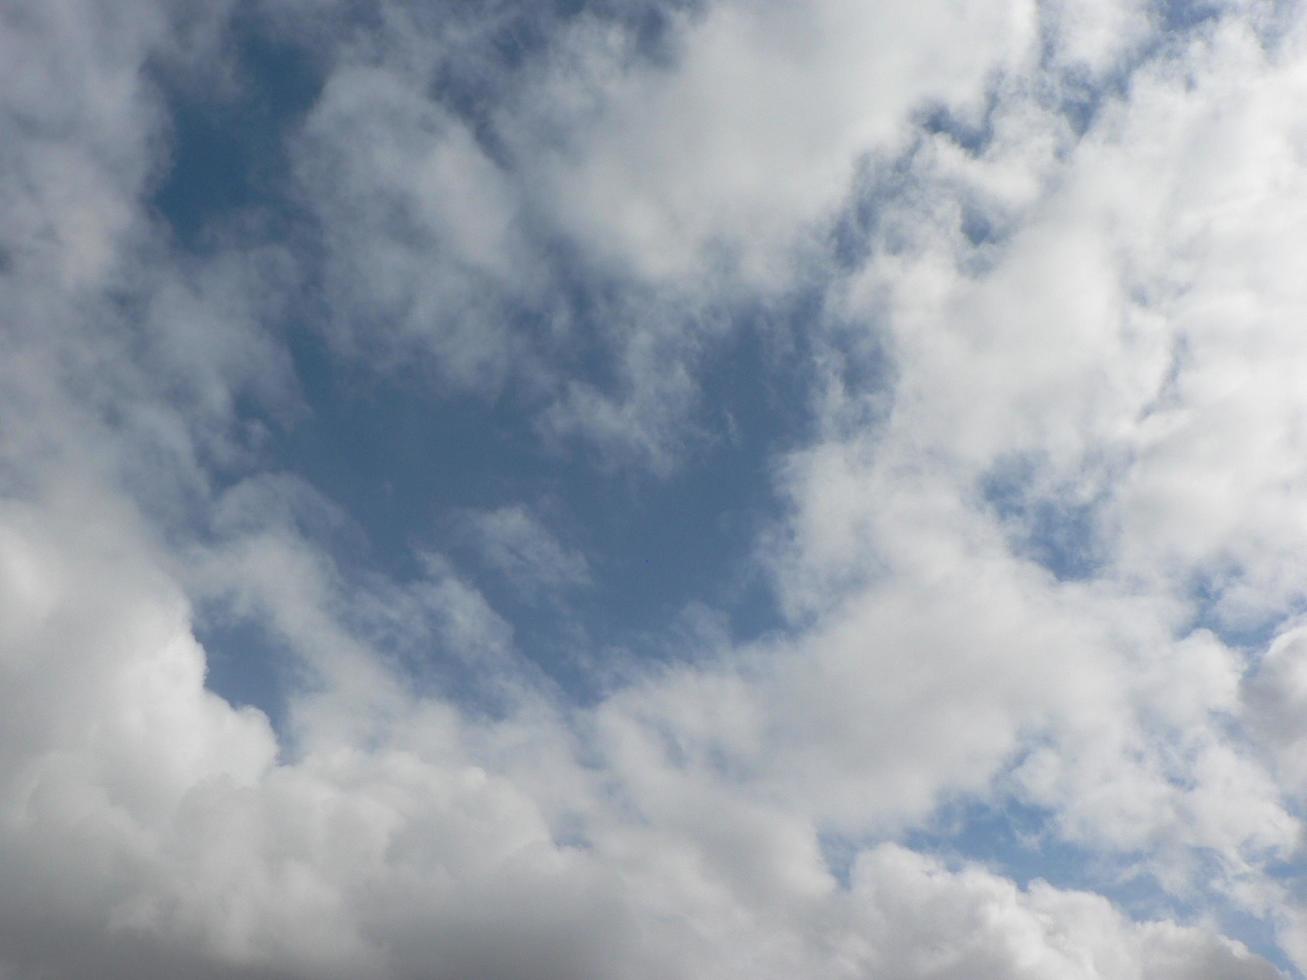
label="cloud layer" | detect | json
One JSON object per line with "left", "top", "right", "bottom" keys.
{"left": 4, "top": 0, "right": 1307, "bottom": 977}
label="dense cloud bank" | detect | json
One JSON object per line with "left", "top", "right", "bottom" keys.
{"left": 4, "top": 0, "right": 1307, "bottom": 977}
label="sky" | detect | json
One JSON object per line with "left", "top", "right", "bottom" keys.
{"left": 3, "top": 0, "right": 1307, "bottom": 977}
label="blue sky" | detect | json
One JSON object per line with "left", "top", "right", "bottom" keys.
{"left": 4, "top": 1, "right": 1307, "bottom": 978}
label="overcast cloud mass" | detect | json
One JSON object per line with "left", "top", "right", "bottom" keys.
{"left": 4, "top": 0, "right": 1307, "bottom": 976}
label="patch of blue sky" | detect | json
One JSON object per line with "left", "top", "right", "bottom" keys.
{"left": 1186, "top": 572, "right": 1307, "bottom": 657}
{"left": 830, "top": 150, "right": 922, "bottom": 272}
{"left": 980, "top": 455, "right": 1108, "bottom": 583}
{"left": 832, "top": 117, "right": 1012, "bottom": 282}
{"left": 268, "top": 305, "right": 813, "bottom": 684}
{"left": 1156, "top": 0, "right": 1231, "bottom": 33}
{"left": 161, "top": 151, "right": 821, "bottom": 718}
{"left": 1267, "top": 852, "right": 1307, "bottom": 901}
{"left": 194, "top": 612, "right": 295, "bottom": 733}
{"left": 818, "top": 797, "right": 1181, "bottom": 913}
{"left": 903, "top": 799, "right": 1149, "bottom": 897}
{"left": 918, "top": 97, "right": 998, "bottom": 157}
{"left": 145, "top": 3, "right": 883, "bottom": 719}
{"left": 193, "top": 312, "right": 821, "bottom": 716}
{"left": 148, "top": 6, "right": 323, "bottom": 250}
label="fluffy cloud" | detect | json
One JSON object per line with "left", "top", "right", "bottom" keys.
{"left": 5, "top": 0, "right": 1307, "bottom": 977}
{"left": 520, "top": 0, "right": 1037, "bottom": 287}
{"left": 0, "top": 491, "right": 1287, "bottom": 978}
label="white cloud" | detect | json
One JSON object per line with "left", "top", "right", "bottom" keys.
{"left": 0, "top": 489, "right": 1287, "bottom": 978}
{"left": 835, "top": 12, "right": 1307, "bottom": 624}
{"left": 842, "top": 845, "right": 1284, "bottom": 980}
{"left": 521, "top": 0, "right": 1037, "bottom": 289}
{"left": 6, "top": 0, "right": 1307, "bottom": 977}
{"left": 748, "top": 0, "right": 1307, "bottom": 941}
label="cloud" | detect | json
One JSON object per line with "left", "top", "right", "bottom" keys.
{"left": 293, "top": 62, "right": 541, "bottom": 392}
{"left": 5, "top": 0, "right": 1307, "bottom": 977}
{"left": 461, "top": 504, "right": 591, "bottom": 598}
{"left": 519, "top": 0, "right": 1037, "bottom": 289}
{"left": 283, "top": 0, "right": 1041, "bottom": 467}
{"left": 842, "top": 845, "right": 1284, "bottom": 980}
{"left": 835, "top": 11, "right": 1307, "bottom": 626}
{"left": 753, "top": 0, "right": 1307, "bottom": 901}
{"left": 0, "top": 485, "right": 1288, "bottom": 979}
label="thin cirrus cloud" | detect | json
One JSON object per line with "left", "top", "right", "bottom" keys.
{"left": 459, "top": 504, "right": 592, "bottom": 597}
{"left": 3, "top": 0, "right": 1307, "bottom": 978}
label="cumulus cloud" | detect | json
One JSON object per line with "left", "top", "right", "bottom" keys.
{"left": 5, "top": 0, "right": 1307, "bottom": 977}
